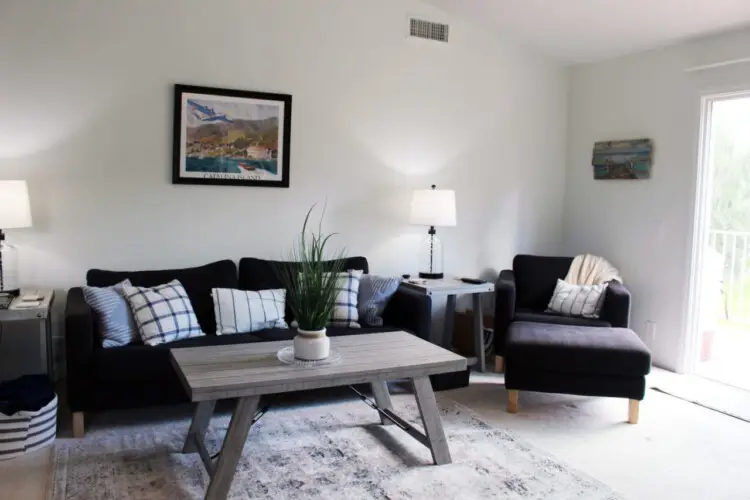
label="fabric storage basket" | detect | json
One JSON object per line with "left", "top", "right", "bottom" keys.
{"left": 0, "top": 375, "right": 57, "bottom": 460}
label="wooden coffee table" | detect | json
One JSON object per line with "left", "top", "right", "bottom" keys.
{"left": 170, "top": 331, "right": 467, "bottom": 500}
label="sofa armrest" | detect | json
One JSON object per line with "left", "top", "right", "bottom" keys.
{"left": 601, "top": 281, "right": 631, "bottom": 328}
{"left": 382, "top": 286, "right": 432, "bottom": 341}
{"left": 494, "top": 270, "right": 516, "bottom": 356}
{"left": 65, "top": 287, "right": 96, "bottom": 412}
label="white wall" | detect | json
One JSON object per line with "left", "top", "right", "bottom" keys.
{"left": 0, "top": 0, "right": 567, "bottom": 372}
{"left": 565, "top": 27, "right": 750, "bottom": 370}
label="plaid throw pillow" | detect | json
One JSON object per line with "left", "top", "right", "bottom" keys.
{"left": 123, "top": 280, "right": 204, "bottom": 346}
{"left": 328, "top": 270, "right": 362, "bottom": 328}
{"left": 212, "top": 288, "right": 288, "bottom": 334}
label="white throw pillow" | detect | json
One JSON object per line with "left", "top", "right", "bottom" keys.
{"left": 328, "top": 270, "right": 363, "bottom": 328}
{"left": 546, "top": 279, "right": 608, "bottom": 318}
{"left": 122, "top": 280, "right": 204, "bottom": 346}
{"left": 212, "top": 288, "right": 288, "bottom": 334}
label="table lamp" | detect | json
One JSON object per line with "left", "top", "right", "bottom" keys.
{"left": 410, "top": 185, "right": 456, "bottom": 279}
{"left": 0, "top": 181, "right": 32, "bottom": 295}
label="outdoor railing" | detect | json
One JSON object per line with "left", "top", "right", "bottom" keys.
{"left": 708, "top": 229, "right": 750, "bottom": 323}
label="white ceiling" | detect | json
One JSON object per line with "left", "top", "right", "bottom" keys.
{"left": 424, "top": 0, "right": 750, "bottom": 64}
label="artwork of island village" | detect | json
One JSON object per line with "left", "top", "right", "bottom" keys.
{"left": 183, "top": 96, "right": 282, "bottom": 181}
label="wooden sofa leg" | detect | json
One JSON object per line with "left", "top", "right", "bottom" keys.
{"left": 507, "top": 390, "right": 519, "bottom": 414}
{"left": 495, "top": 356, "right": 504, "bottom": 373}
{"left": 628, "top": 400, "right": 639, "bottom": 424}
{"left": 72, "top": 412, "right": 85, "bottom": 438}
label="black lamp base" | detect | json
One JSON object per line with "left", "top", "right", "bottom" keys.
{"left": 419, "top": 272, "right": 444, "bottom": 280}
{"left": 0, "top": 289, "right": 20, "bottom": 297}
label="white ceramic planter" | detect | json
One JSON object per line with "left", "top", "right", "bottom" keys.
{"left": 294, "top": 328, "right": 330, "bottom": 361}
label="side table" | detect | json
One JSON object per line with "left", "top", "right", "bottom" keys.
{"left": 400, "top": 278, "right": 495, "bottom": 371}
{"left": 0, "top": 290, "right": 55, "bottom": 380}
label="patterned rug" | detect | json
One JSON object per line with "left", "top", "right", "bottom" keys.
{"left": 50, "top": 394, "right": 620, "bottom": 499}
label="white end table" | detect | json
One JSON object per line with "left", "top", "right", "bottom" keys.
{"left": 0, "top": 289, "right": 55, "bottom": 380}
{"left": 400, "top": 278, "right": 495, "bottom": 372}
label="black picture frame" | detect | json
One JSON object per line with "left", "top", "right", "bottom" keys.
{"left": 172, "top": 84, "right": 292, "bottom": 188}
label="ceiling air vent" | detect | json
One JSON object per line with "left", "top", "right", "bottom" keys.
{"left": 409, "top": 18, "right": 449, "bottom": 43}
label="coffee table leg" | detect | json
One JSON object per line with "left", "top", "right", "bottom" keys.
{"left": 183, "top": 400, "right": 217, "bottom": 453}
{"left": 370, "top": 381, "right": 394, "bottom": 425}
{"left": 205, "top": 396, "right": 260, "bottom": 500}
{"left": 411, "top": 376, "right": 451, "bottom": 465}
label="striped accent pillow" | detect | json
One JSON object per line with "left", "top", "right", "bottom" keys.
{"left": 82, "top": 279, "right": 139, "bottom": 347}
{"left": 357, "top": 275, "right": 400, "bottom": 326}
{"left": 123, "top": 280, "right": 204, "bottom": 346}
{"left": 212, "top": 288, "right": 287, "bottom": 334}
{"left": 328, "top": 270, "right": 363, "bottom": 328}
{"left": 546, "top": 279, "right": 608, "bottom": 318}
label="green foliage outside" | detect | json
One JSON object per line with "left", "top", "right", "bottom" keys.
{"left": 709, "top": 100, "right": 750, "bottom": 322}
{"left": 710, "top": 112, "right": 750, "bottom": 232}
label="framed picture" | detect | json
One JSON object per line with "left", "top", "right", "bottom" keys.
{"left": 592, "top": 139, "right": 653, "bottom": 180}
{"left": 172, "top": 84, "right": 292, "bottom": 188}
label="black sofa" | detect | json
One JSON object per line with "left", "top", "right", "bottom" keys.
{"left": 494, "top": 255, "right": 651, "bottom": 423}
{"left": 65, "top": 257, "right": 431, "bottom": 436}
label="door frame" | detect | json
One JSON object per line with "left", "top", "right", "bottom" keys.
{"left": 683, "top": 90, "right": 750, "bottom": 373}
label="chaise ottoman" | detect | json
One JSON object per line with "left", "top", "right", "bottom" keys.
{"left": 503, "top": 322, "right": 652, "bottom": 423}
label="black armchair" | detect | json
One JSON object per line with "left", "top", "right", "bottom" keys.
{"left": 493, "top": 255, "right": 650, "bottom": 424}
{"left": 494, "top": 254, "right": 631, "bottom": 359}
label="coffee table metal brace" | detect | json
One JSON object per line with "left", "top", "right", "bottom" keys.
{"left": 350, "top": 381, "right": 451, "bottom": 465}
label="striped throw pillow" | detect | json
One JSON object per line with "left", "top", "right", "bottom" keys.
{"left": 82, "top": 279, "right": 139, "bottom": 347}
{"left": 212, "top": 288, "right": 288, "bottom": 334}
{"left": 357, "top": 275, "right": 400, "bottom": 326}
{"left": 122, "top": 280, "right": 204, "bottom": 346}
{"left": 546, "top": 279, "right": 608, "bottom": 318}
{"left": 328, "top": 270, "right": 363, "bottom": 328}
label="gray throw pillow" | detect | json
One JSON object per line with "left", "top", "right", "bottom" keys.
{"left": 357, "top": 275, "right": 401, "bottom": 327}
{"left": 82, "top": 279, "right": 139, "bottom": 348}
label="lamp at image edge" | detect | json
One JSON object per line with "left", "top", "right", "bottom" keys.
{"left": 410, "top": 185, "right": 456, "bottom": 279}
{"left": 0, "top": 181, "right": 32, "bottom": 294}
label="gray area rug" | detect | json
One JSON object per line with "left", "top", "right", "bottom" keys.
{"left": 51, "top": 395, "right": 620, "bottom": 499}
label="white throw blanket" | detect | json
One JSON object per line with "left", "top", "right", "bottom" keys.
{"left": 564, "top": 254, "right": 622, "bottom": 285}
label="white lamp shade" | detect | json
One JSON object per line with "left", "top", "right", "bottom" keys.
{"left": 410, "top": 188, "right": 456, "bottom": 227}
{"left": 0, "top": 181, "right": 32, "bottom": 229}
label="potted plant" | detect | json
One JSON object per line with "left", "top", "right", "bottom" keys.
{"left": 278, "top": 206, "right": 345, "bottom": 360}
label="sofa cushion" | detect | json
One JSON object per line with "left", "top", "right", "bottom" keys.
{"left": 515, "top": 309, "right": 611, "bottom": 328}
{"left": 92, "top": 326, "right": 400, "bottom": 383}
{"left": 506, "top": 322, "right": 651, "bottom": 377}
{"left": 513, "top": 255, "right": 573, "bottom": 311}
{"left": 238, "top": 257, "right": 369, "bottom": 290}
{"left": 93, "top": 331, "right": 263, "bottom": 383}
{"left": 87, "top": 260, "right": 238, "bottom": 336}
{"left": 238, "top": 257, "right": 369, "bottom": 322}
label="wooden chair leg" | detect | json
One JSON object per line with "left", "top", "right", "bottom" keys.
{"left": 628, "top": 399, "right": 639, "bottom": 424}
{"left": 494, "top": 356, "right": 504, "bottom": 373}
{"left": 507, "top": 390, "right": 519, "bottom": 414}
{"left": 72, "top": 412, "right": 85, "bottom": 438}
